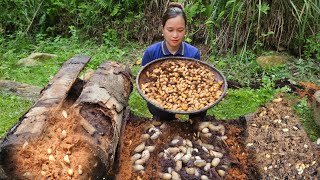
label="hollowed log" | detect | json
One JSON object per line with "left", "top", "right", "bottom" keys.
{"left": 0, "top": 58, "right": 132, "bottom": 180}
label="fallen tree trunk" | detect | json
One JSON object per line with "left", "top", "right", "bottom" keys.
{"left": 0, "top": 59, "right": 132, "bottom": 179}
{"left": 1, "top": 55, "right": 91, "bottom": 146}
{"left": 72, "top": 61, "right": 133, "bottom": 177}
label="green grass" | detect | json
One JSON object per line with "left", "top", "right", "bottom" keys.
{"left": 0, "top": 91, "right": 33, "bottom": 137}
{"left": 0, "top": 36, "right": 144, "bottom": 87}
{"left": 208, "top": 88, "right": 275, "bottom": 119}
{"left": 293, "top": 97, "right": 320, "bottom": 142}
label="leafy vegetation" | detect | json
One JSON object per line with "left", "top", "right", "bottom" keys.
{"left": 293, "top": 97, "right": 320, "bottom": 141}
{"left": 0, "top": 91, "right": 33, "bottom": 137}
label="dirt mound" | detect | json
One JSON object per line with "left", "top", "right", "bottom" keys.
{"left": 117, "top": 116, "right": 259, "bottom": 179}
{"left": 117, "top": 97, "right": 319, "bottom": 179}
{"left": 246, "top": 96, "right": 319, "bottom": 179}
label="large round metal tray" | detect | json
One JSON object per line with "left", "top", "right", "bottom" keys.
{"left": 136, "top": 57, "right": 228, "bottom": 114}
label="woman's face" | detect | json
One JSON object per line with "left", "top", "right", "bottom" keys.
{"left": 163, "top": 15, "right": 186, "bottom": 49}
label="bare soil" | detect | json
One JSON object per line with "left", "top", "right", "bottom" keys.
{"left": 2, "top": 94, "right": 319, "bottom": 180}
{"left": 116, "top": 95, "right": 319, "bottom": 179}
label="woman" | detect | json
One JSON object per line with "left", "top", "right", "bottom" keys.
{"left": 142, "top": 2, "right": 206, "bottom": 121}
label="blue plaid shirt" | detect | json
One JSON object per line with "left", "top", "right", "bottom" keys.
{"left": 142, "top": 41, "right": 200, "bottom": 66}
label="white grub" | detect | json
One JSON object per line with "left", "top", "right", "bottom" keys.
{"left": 182, "top": 154, "right": 192, "bottom": 163}
{"left": 167, "top": 147, "right": 180, "bottom": 154}
{"left": 175, "top": 160, "right": 182, "bottom": 171}
{"left": 185, "top": 167, "right": 195, "bottom": 175}
{"left": 67, "top": 169, "right": 74, "bottom": 176}
{"left": 211, "top": 158, "right": 220, "bottom": 167}
{"left": 186, "top": 147, "right": 193, "bottom": 154}
{"left": 202, "top": 143, "right": 214, "bottom": 150}
{"left": 133, "top": 164, "right": 144, "bottom": 172}
{"left": 201, "top": 127, "right": 209, "bottom": 134}
{"left": 198, "top": 122, "right": 211, "bottom": 131}
{"left": 246, "top": 143, "right": 254, "bottom": 147}
{"left": 282, "top": 128, "right": 289, "bottom": 132}
{"left": 148, "top": 127, "right": 160, "bottom": 133}
{"left": 47, "top": 148, "right": 52, "bottom": 155}
{"left": 213, "top": 124, "right": 226, "bottom": 135}
{"left": 150, "top": 131, "right": 161, "bottom": 140}
{"left": 194, "top": 168, "right": 200, "bottom": 177}
{"left": 62, "top": 110, "right": 68, "bottom": 118}
{"left": 163, "top": 150, "right": 170, "bottom": 159}
{"left": 171, "top": 139, "right": 180, "bottom": 146}
{"left": 131, "top": 153, "right": 142, "bottom": 162}
{"left": 135, "top": 159, "right": 146, "bottom": 165}
{"left": 144, "top": 124, "right": 155, "bottom": 132}
{"left": 134, "top": 142, "right": 145, "bottom": 153}
{"left": 48, "top": 155, "right": 56, "bottom": 161}
{"left": 160, "top": 123, "right": 167, "bottom": 130}
{"left": 210, "top": 150, "right": 223, "bottom": 158}
{"left": 217, "top": 169, "right": 226, "bottom": 177}
{"left": 64, "top": 155, "right": 70, "bottom": 164}
{"left": 202, "top": 146, "right": 209, "bottom": 153}
{"left": 61, "top": 130, "right": 67, "bottom": 139}
{"left": 174, "top": 153, "right": 185, "bottom": 161}
{"left": 194, "top": 159, "right": 207, "bottom": 167}
{"left": 200, "top": 133, "right": 212, "bottom": 138}
{"left": 140, "top": 134, "right": 150, "bottom": 141}
{"left": 182, "top": 139, "right": 187, "bottom": 146}
{"left": 193, "top": 148, "right": 199, "bottom": 153}
{"left": 158, "top": 152, "right": 164, "bottom": 158}
{"left": 78, "top": 168, "right": 83, "bottom": 175}
{"left": 218, "top": 136, "right": 228, "bottom": 140}
{"left": 162, "top": 173, "right": 172, "bottom": 180}
{"left": 78, "top": 165, "right": 83, "bottom": 175}
{"left": 23, "top": 172, "right": 33, "bottom": 178}
{"left": 22, "top": 141, "right": 28, "bottom": 149}
{"left": 141, "top": 150, "right": 150, "bottom": 160}
{"left": 145, "top": 146, "right": 156, "bottom": 152}
{"left": 201, "top": 175, "right": 209, "bottom": 180}
{"left": 204, "top": 163, "right": 211, "bottom": 171}
{"left": 186, "top": 139, "right": 193, "bottom": 147}
{"left": 179, "top": 146, "right": 187, "bottom": 154}
{"left": 172, "top": 171, "right": 181, "bottom": 180}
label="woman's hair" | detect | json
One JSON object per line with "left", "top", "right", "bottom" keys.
{"left": 162, "top": 2, "right": 187, "bottom": 27}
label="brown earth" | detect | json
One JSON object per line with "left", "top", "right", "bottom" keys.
{"left": 116, "top": 96, "right": 320, "bottom": 179}
{"left": 2, "top": 95, "right": 319, "bottom": 180}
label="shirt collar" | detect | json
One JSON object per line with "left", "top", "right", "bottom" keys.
{"left": 162, "top": 41, "right": 184, "bottom": 56}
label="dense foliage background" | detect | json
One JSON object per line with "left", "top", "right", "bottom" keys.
{"left": 1, "top": 0, "right": 319, "bottom": 58}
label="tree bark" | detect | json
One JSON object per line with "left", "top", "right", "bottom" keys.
{"left": 0, "top": 59, "right": 133, "bottom": 179}
{"left": 1, "top": 55, "right": 91, "bottom": 146}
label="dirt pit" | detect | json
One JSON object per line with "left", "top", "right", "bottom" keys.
{"left": 117, "top": 96, "right": 319, "bottom": 179}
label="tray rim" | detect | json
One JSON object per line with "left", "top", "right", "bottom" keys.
{"left": 136, "top": 57, "right": 228, "bottom": 114}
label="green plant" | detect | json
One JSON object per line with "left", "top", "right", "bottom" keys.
{"left": 208, "top": 87, "right": 275, "bottom": 120}
{"left": 0, "top": 91, "right": 33, "bottom": 138}
{"left": 293, "top": 97, "right": 320, "bottom": 141}
{"left": 304, "top": 32, "right": 320, "bottom": 60}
